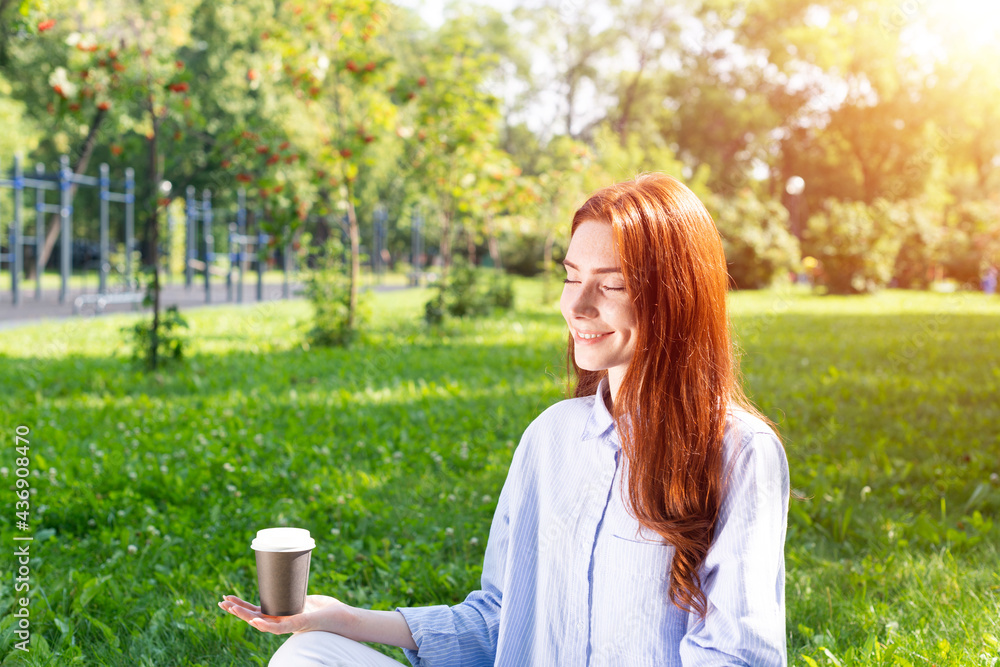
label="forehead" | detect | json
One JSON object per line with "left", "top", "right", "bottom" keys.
{"left": 565, "top": 220, "right": 619, "bottom": 265}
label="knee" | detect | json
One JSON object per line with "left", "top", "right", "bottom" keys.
{"left": 268, "top": 632, "right": 327, "bottom": 667}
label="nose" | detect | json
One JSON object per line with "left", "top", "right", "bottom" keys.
{"left": 564, "top": 281, "right": 599, "bottom": 319}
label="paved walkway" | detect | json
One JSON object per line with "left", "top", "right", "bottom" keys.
{"left": 0, "top": 279, "right": 304, "bottom": 330}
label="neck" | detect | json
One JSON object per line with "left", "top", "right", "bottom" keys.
{"left": 606, "top": 369, "right": 624, "bottom": 411}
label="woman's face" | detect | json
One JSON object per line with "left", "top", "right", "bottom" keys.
{"left": 560, "top": 220, "right": 638, "bottom": 394}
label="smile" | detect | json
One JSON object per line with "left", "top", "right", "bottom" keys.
{"left": 576, "top": 330, "right": 612, "bottom": 340}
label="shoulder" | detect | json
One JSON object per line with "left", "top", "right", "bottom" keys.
{"left": 722, "top": 406, "right": 788, "bottom": 480}
{"left": 522, "top": 394, "right": 596, "bottom": 439}
{"left": 510, "top": 394, "right": 596, "bottom": 468}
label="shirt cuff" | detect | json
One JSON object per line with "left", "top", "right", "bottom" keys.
{"left": 394, "top": 604, "right": 452, "bottom": 666}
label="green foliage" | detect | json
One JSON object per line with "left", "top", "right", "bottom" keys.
{"left": 892, "top": 200, "right": 944, "bottom": 289}
{"left": 939, "top": 200, "right": 1000, "bottom": 286}
{"left": 303, "top": 235, "right": 367, "bottom": 347}
{"left": 424, "top": 258, "right": 514, "bottom": 324}
{"left": 121, "top": 303, "right": 188, "bottom": 370}
{"left": 803, "top": 199, "right": 905, "bottom": 294}
{"left": 705, "top": 190, "right": 801, "bottom": 289}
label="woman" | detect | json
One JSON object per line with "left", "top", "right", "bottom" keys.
{"left": 220, "top": 172, "right": 789, "bottom": 666}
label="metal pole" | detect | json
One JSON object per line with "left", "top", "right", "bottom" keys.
{"left": 203, "top": 189, "right": 212, "bottom": 303}
{"left": 124, "top": 167, "right": 135, "bottom": 291}
{"left": 34, "top": 164, "right": 43, "bottom": 300}
{"left": 12, "top": 154, "right": 22, "bottom": 305}
{"left": 99, "top": 163, "right": 109, "bottom": 294}
{"left": 237, "top": 188, "right": 246, "bottom": 304}
{"left": 166, "top": 204, "right": 174, "bottom": 286}
{"left": 227, "top": 222, "right": 235, "bottom": 302}
{"left": 185, "top": 185, "right": 195, "bottom": 289}
{"left": 256, "top": 217, "right": 264, "bottom": 301}
{"left": 58, "top": 155, "right": 71, "bottom": 304}
{"left": 282, "top": 224, "right": 290, "bottom": 299}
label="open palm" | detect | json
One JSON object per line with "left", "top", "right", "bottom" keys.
{"left": 218, "top": 594, "right": 350, "bottom": 635}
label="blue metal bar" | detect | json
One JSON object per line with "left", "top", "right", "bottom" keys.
{"left": 58, "top": 155, "right": 71, "bottom": 304}
{"left": 203, "top": 189, "right": 212, "bottom": 303}
{"left": 12, "top": 154, "right": 23, "bottom": 305}
{"left": 99, "top": 164, "right": 109, "bottom": 294}
{"left": 124, "top": 168, "right": 134, "bottom": 290}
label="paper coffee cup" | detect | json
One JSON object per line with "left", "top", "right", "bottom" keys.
{"left": 252, "top": 527, "right": 316, "bottom": 616}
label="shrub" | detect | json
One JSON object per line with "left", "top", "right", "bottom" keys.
{"left": 938, "top": 200, "right": 1000, "bottom": 287}
{"left": 705, "top": 191, "right": 801, "bottom": 289}
{"left": 892, "top": 200, "right": 943, "bottom": 289}
{"left": 303, "top": 236, "right": 367, "bottom": 347}
{"left": 803, "top": 198, "right": 905, "bottom": 294}
{"left": 424, "top": 257, "right": 515, "bottom": 324}
{"left": 120, "top": 267, "right": 189, "bottom": 369}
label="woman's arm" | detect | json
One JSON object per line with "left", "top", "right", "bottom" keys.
{"left": 219, "top": 594, "right": 418, "bottom": 650}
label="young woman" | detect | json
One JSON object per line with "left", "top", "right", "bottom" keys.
{"left": 220, "top": 172, "right": 790, "bottom": 666}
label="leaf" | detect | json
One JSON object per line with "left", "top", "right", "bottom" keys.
{"left": 76, "top": 575, "right": 111, "bottom": 611}
{"left": 84, "top": 613, "right": 120, "bottom": 648}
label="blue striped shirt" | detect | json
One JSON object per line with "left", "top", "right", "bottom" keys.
{"left": 396, "top": 377, "right": 789, "bottom": 666}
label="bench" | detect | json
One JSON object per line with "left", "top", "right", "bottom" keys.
{"left": 73, "top": 292, "right": 146, "bottom": 315}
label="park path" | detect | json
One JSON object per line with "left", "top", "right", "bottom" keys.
{"left": 0, "top": 279, "right": 305, "bottom": 331}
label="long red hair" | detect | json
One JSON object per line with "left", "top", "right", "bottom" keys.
{"left": 566, "top": 172, "right": 771, "bottom": 618}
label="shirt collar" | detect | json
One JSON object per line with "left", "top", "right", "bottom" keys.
{"left": 581, "top": 376, "right": 619, "bottom": 448}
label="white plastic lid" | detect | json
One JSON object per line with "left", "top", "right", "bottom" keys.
{"left": 251, "top": 527, "right": 316, "bottom": 552}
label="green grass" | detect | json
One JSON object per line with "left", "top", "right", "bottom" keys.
{"left": 0, "top": 282, "right": 998, "bottom": 665}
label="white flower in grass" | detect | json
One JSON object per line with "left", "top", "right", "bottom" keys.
{"left": 445, "top": 527, "right": 454, "bottom": 537}
{"left": 127, "top": 544, "right": 138, "bottom": 554}
{"left": 481, "top": 495, "right": 491, "bottom": 504}
{"left": 337, "top": 495, "right": 346, "bottom": 505}
{"left": 0, "top": 467, "right": 8, "bottom": 476}
{"left": 469, "top": 537, "right": 479, "bottom": 546}
{"left": 223, "top": 462, "right": 236, "bottom": 473}
{"left": 330, "top": 528, "right": 341, "bottom": 536}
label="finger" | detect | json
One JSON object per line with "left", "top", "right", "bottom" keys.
{"left": 219, "top": 600, "right": 261, "bottom": 625}
{"left": 222, "top": 595, "right": 261, "bottom": 613}
{"left": 249, "top": 615, "right": 297, "bottom": 635}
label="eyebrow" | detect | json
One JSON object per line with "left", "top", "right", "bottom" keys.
{"left": 562, "top": 260, "right": 623, "bottom": 274}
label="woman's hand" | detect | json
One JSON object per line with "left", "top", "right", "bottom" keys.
{"left": 218, "top": 594, "right": 353, "bottom": 636}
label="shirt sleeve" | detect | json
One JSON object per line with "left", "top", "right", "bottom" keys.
{"left": 394, "top": 455, "right": 515, "bottom": 666}
{"left": 679, "top": 424, "right": 790, "bottom": 667}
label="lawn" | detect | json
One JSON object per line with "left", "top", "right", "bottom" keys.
{"left": 0, "top": 280, "right": 998, "bottom": 666}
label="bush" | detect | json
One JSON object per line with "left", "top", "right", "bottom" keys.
{"left": 938, "top": 200, "right": 1000, "bottom": 287}
{"left": 892, "top": 200, "right": 943, "bottom": 289}
{"left": 120, "top": 267, "right": 189, "bottom": 369}
{"left": 705, "top": 191, "right": 801, "bottom": 289}
{"left": 303, "top": 236, "right": 367, "bottom": 347}
{"left": 424, "top": 257, "right": 515, "bottom": 324}
{"left": 803, "top": 198, "right": 905, "bottom": 294}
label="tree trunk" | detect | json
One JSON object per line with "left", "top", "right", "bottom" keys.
{"left": 346, "top": 182, "right": 360, "bottom": 331}
{"left": 440, "top": 208, "right": 452, "bottom": 276}
{"left": 148, "top": 116, "right": 161, "bottom": 370}
{"left": 30, "top": 107, "right": 107, "bottom": 279}
{"left": 486, "top": 213, "right": 501, "bottom": 269}
{"left": 466, "top": 223, "right": 476, "bottom": 265}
